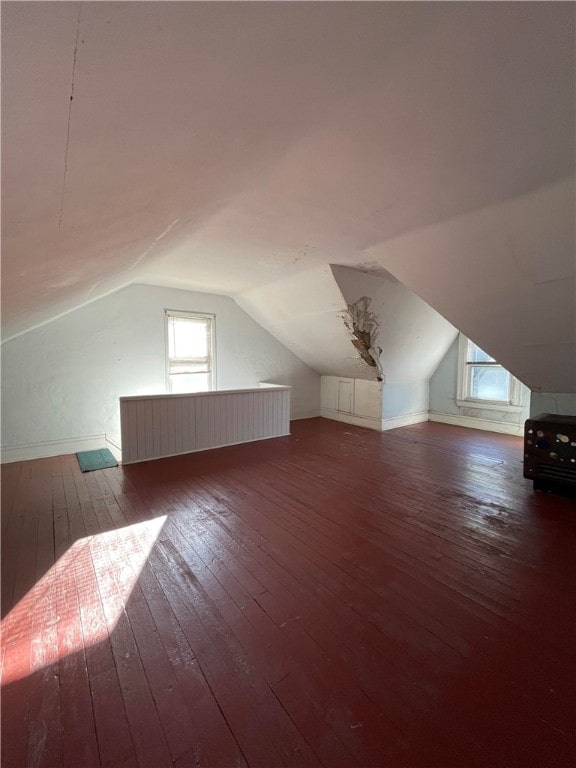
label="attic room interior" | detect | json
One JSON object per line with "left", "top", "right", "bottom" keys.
{"left": 1, "top": 2, "right": 575, "bottom": 767}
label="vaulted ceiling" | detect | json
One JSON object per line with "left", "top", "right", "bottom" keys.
{"left": 2, "top": 2, "right": 574, "bottom": 391}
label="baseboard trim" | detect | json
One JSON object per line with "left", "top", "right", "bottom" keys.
{"left": 381, "top": 411, "right": 429, "bottom": 431}
{"left": 320, "top": 409, "right": 382, "bottom": 431}
{"left": 1, "top": 434, "right": 108, "bottom": 464}
{"left": 429, "top": 412, "right": 524, "bottom": 436}
{"left": 291, "top": 410, "right": 321, "bottom": 421}
{"left": 1, "top": 410, "right": 523, "bottom": 464}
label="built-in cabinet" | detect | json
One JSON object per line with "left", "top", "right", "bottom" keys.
{"left": 320, "top": 375, "right": 382, "bottom": 430}
{"left": 336, "top": 379, "right": 353, "bottom": 413}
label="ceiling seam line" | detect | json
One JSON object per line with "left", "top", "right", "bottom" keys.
{"left": 57, "top": 1, "right": 82, "bottom": 233}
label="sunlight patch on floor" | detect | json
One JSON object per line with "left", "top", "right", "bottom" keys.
{"left": 1, "top": 516, "right": 166, "bottom": 685}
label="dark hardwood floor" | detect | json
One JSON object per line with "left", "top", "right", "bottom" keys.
{"left": 1, "top": 418, "right": 575, "bottom": 768}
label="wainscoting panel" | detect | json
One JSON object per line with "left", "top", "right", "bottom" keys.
{"left": 120, "top": 386, "right": 291, "bottom": 464}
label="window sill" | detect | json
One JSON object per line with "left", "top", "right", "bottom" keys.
{"left": 456, "top": 399, "right": 524, "bottom": 413}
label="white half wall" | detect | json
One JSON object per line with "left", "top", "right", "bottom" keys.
{"left": 120, "top": 387, "right": 291, "bottom": 464}
{"left": 1, "top": 284, "right": 320, "bottom": 462}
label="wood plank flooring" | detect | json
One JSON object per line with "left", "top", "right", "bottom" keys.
{"left": 1, "top": 418, "right": 575, "bottom": 767}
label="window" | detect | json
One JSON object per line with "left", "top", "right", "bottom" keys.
{"left": 457, "top": 334, "right": 522, "bottom": 410}
{"left": 165, "top": 310, "right": 215, "bottom": 393}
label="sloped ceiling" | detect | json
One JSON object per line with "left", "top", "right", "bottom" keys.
{"left": 331, "top": 266, "right": 458, "bottom": 384}
{"left": 370, "top": 178, "right": 576, "bottom": 393}
{"left": 237, "top": 264, "right": 458, "bottom": 383}
{"left": 236, "top": 265, "right": 360, "bottom": 379}
{"left": 2, "top": 2, "right": 574, "bottom": 391}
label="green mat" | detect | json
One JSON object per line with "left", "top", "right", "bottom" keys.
{"left": 76, "top": 448, "right": 118, "bottom": 472}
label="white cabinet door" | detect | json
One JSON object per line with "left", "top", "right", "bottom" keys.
{"left": 354, "top": 379, "right": 381, "bottom": 418}
{"left": 337, "top": 379, "right": 353, "bottom": 413}
{"left": 320, "top": 376, "right": 338, "bottom": 411}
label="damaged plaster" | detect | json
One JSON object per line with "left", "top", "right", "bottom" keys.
{"left": 343, "top": 296, "right": 384, "bottom": 381}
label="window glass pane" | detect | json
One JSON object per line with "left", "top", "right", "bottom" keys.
{"left": 469, "top": 366, "right": 510, "bottom": 401}
{"left": 169, "top": 372, "right": 211, "bottom": 393}
{"left": 468, "top": 342, "right": 495, "bottom": 363}
{"left": 168, "top": 318, "right": 209, "bottom": 360}
{"left": 166, "top": 312, "right": 214, "bottom": 393}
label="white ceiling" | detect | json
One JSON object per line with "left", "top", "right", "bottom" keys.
{"left": 2, "top": 2, "right": 574, "bottom": 390}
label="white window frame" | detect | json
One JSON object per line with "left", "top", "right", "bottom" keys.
{"left": 456, "top": 334, "right": 523, "bottom": 412}
{"left": 164, "top": 310, "right": 216, "bottom": 393}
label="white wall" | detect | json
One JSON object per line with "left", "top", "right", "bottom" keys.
{"left": 381, "top": 381, "right": 429, "bottom": 419}
{"left": 530, "top": 392, "right": 576, "bottom": 418}
{"left": 1, "top": 284, "right": 320, "bottom": 460}
{"left": 429, "top": 337, "right": 531, "bottom": 435}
